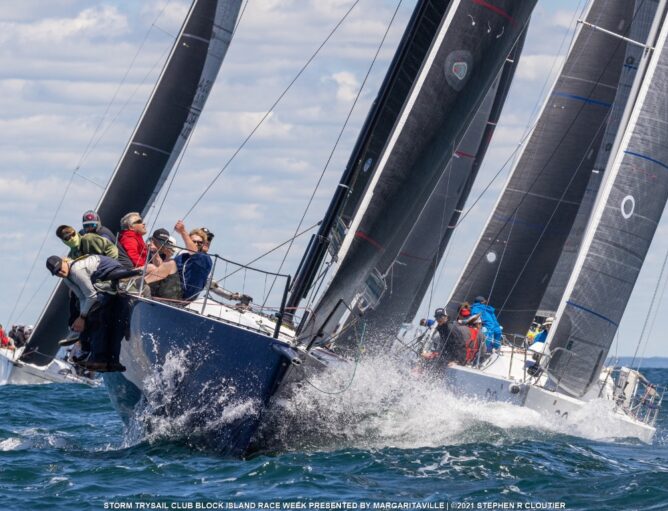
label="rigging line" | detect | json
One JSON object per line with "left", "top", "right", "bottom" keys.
{"left": 638, "top": 258, "right": 668, "bottom": 365}
{"left": 493, "top": 0, "right": 657, "bottom": 319}
{"left": 179, "top": 0, "right": 363, "bottom": 222}
{"left": 521, "top": 0, "right": 587, "bottom": 143}
{"left": 233, "top": 0, "right": 250, "bottom": 35}
{"left": 455, "top": 3, "right": 646, "bottom": 311}
{"left": 78, "top": 0, "right": 175, "bottom": 168}
{"left": 495, "top": 107, "right": 611, "bottom": 315}
{"left": 426, "top": 159, "right": 456, "bottom": 314}
{"left": 216, "top": 221, "right": 321, "bottom": 283}
{"left": 6, "top": 174, "right": 76, "bottom": 328}
{"left": 631, "top": 241, "right": 668, "bottom": 369}
{"left": 16, "top": 275, "right": 49, "bottom": 323}
{"left": 487, "top": 207, "right": 517, "bottom": 305}
{"left": 260, "top": 0, "right": 405, "bottom": 308}
{"left": 299, "top": 321, "right": 366, "bottom": 395}
{"left": 5, "top": 4, "right": 177, "bottom": 329}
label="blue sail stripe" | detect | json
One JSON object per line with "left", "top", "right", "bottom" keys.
{"left": 566, "top": 300, "right": 618, "bottom": 326}
{"left": 624, "top": 151, "right": 668, "bottom": 171}
{"left": 552, "top": 92, "right": 611, "bottom": 108}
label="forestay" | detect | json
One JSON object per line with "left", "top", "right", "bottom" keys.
{"left": 446, "top": 0, "right": 633, "bottom": 335}
{"left": 361, "top": 33, "right": 526, "bottom": 338}
{"left": 540, "top": 0, "right": 659, "bottom": 315}
{"left": 23, "top": 0, "right": 242, "bottom": 366}
{"left": 547, "top": 2, "right": 668, "bottom": 397}
{"left": 299, "top": 0, "right": 537, "bottom": 346}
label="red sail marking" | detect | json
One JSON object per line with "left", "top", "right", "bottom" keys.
{"left": 454, "top": 150, "right": 476, "bottom": 159}
{"left": 355, "top": 231, "right": 384, "bottom": 251}
{"left": 471, "top": 0, "right": 516, "bottom": 26}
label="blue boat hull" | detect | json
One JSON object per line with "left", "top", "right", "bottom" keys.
{"left": 103, "top": 296, "right": 297, "bottom": 456}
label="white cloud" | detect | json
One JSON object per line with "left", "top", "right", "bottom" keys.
{"left": 0, "top": 5, "right": 129, "bottom": 44}
{"left": 329, "top": 71, "right": 359, "bottom": 102}
{"left": 1, "top": 0, "right": 665, "bottom": 356}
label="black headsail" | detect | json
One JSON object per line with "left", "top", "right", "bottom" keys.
{"left": 286, "top": 0, "right": 454, "bottom": 320}
{"left": 22, "top": 0, "right": 242, "bottom": 366}
{"left": 361, "top": 33, "right": 525, "bottom": 338}
{"left": 547, "top": 2, "right": 668, "bottom": 397}
{"left": 445, "top": 0, "right": 634, "bottom": 335}
{"left": 296, "top": 0, "right": 537, "bottom": 346}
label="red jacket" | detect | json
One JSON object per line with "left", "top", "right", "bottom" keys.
{"left": 0, "top": 328, "right": 11, "bottom": 347}
{"left": 118, "top": 230, "right": 147, "bottom": 267}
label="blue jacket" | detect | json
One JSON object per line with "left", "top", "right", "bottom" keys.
{"left": 175, "top": 252, "right": 213, "bottom": 301}
{"left": 533, "top": 329, "right": 547, "bottom": 344}
{"left": 470, "top": 302, "right": 503, "bottom": 346}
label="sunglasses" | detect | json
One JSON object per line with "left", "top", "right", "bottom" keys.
{"left": 61, "top": 232, "right": 76, "bottom": 241}
{"left": 132, "top": 219, "right": 144, "bottom": 225}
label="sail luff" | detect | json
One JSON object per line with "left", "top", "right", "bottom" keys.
{"left": 333, "top": 0, "right": 464, "bottom": 273}
{"left": 445, "top": 0, "right": 634, "bottom": 335}
{"left": 404, "top": 34, "right": 526, "bottom": 323}
{"left": 22, "top": 0, "right": 242, "bottom": 366}
{"left": 546, "top": 2, "right": 668, "bottom": 397}
{"left": 539, "top": 0, "right": 660, "bottom": 314}
{"left": 300, "top": 0, "right": 538, "bottom": 345}
{"left": 287, "top": 0, "right": 451, "bottom": 317}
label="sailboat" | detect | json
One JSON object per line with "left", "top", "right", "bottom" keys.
{"left": 8, "top": 0, "right": 538, "bottom": 456}
{"left": 428, "top": 0, "right": 666, "bottom": 442}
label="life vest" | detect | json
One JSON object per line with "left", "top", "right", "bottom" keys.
{"left": 465, "top": 327, "right": 480, "bottom": 364}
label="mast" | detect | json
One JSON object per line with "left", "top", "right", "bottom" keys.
{"left": 359, "top": 33, "right": 526, "bottom": 338}
{"left": 445, "top": 0, "right": 634, "bottom": 335}
{"left": 22, "top": 0, "right": 243, "bottom": 366}
{"left": 392, "top": 33, "right": 526, "bottom": 327}
{"left": 286, "top": 0, "right": 453, "bottom": 319}
{"left": 546, "top": 2, "right": 668, "bottom": 397}
{"left": 299, "top": 0, "right": 537, "bottom": 346}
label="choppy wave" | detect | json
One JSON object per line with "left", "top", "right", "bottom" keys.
{"left": 258, "top": 354, "right": 654, "bottom": 452}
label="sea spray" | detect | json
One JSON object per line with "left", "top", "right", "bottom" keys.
{"left": 258, "top": 352, "right": 650, "bottom": 452}
{"left": 124, "top": 347, "right": 260, "bottom": 450}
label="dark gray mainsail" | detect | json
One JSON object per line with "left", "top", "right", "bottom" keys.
{"left": 297, "top": 0, "right": 537, "bottom": 345}
{"left": 359, "top": 33, "right": 525, "bottom": 338}
{"left": 547, "top": 4, "right": 668, "bottom": 397}
{"left": 445, "top": 0, "right": 634, "bottom": 335}
{"left": 23, "top": 0, "right": 242, "bottom": 366}
{"left": 539, "top": 0, "right": 659, "bottom": 314}
{"left": 287, "top": 0, "right": 454, "bottom": 318}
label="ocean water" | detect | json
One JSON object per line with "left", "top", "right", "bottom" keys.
{"left": 0, "top": 360, "right": 666, "bottom": 511}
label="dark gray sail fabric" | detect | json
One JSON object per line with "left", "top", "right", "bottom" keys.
{"left": 547, "top": 11, "right": 668, "bottom": 397}
{"left": 539, "top": 0, "right": 658, "bottom": 314}
{"left": 300, "top": 0, "right": 537, "bottom": 345}
{"left": 402, "top": 33, "right": 525, "bottom": 327}
{"left": 23, "top": 0, "right": 242, "bottom": 365}
{"left": 359, "top": 33, "right": 524, "bottom": 339}
{"left": 287, "top": 0, "right": 453, "bottom": 316}
{"left": 445, "top": 0, "right": 633, "bottom": 336}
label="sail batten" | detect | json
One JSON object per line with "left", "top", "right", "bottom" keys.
{"left": 299, "top": 0, "right": 537, "bottom": 344}
{"left": 547, "top": 0, "right": 668, "bottom": 396}
{"left": 445, "top": 0, "right": 635, "bottom": 335}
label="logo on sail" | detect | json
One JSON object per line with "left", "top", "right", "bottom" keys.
{"left": 452, "top": 62, "right": 468, "bottom": 80}
{"left": 444, "top": 50, "right": 473, "bottom": 91}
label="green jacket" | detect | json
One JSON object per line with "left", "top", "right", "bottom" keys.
{"left": 69, "top": 233, "right": 119, "bottom": 259}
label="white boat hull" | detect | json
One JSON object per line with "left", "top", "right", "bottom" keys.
{"left": 443, "top": 347, "right": 657, "bottom": 443}
{"left": 0, "top": 347, "right": 98, "bottom": 386}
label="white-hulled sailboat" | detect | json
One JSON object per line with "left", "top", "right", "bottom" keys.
{"left": 424, "top": 0, "right": 667, "bottom": 442}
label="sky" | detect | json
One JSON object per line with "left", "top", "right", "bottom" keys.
{"left": 1, "top": 0, "right": 667, "bottom": 357}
